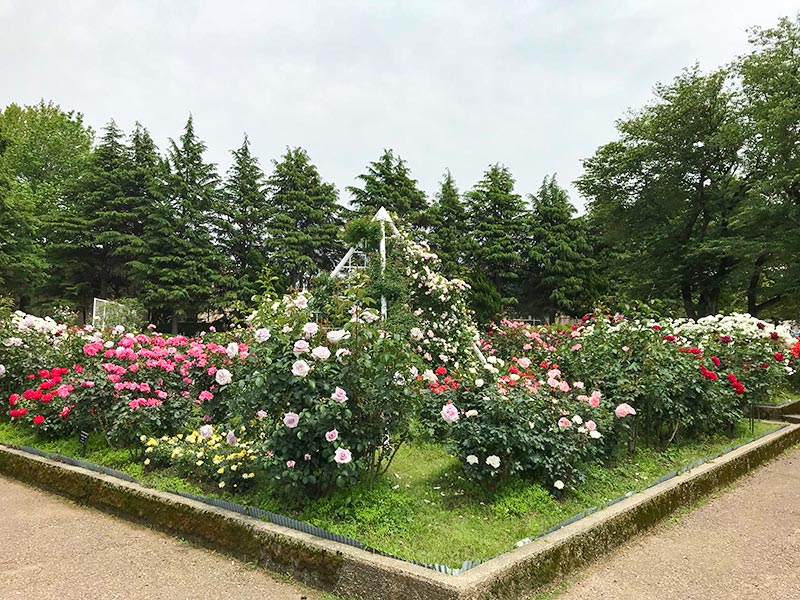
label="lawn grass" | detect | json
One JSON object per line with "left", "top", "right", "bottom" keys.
{"left": 0, "top": 419, "right": 780, "bottom": 567}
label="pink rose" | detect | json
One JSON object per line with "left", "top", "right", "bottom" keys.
{"left": 331, "top": 387, "right": 348, "bottom": 403}
{"left": 293, "top": 340, "right": 310, "bottom": 354}
{"left": 334, "top": 447, "right": 352, "bottom": 464}
{"left": 558, "top": 417, "right": 572, "bottom": 428}
{"left": 517, "top": 357, "right": 531, "bottom": 369}
{"left": 286, "top": 460, "right": 295, "bottom": 468}
{"left": 225, "top": 430, "right": 237, "bottom": 444}
{"left": 283, "top": 412, "right": 300, "bottom": 428}
{"left": 256, "top": 410, "right": 267, "bottom": 419}
{"left": 614, "top": 403, "right": 637, "bottom": 418}
{"left": 199, "top": 425, "right": 213, "bottom": 438}
{"left": 558, "top": 381, "right": 571, "bottom": 392}
{"left": 589, "top": 390, "right": 602, "bottom": 408}
{"left": 586, "top": 420, "right": 597, "bottom": 431}
{"left": 441, "top": 402, "right": 460, "bottom": 423}
{"left": 302, "top": 322, "right": 319, "bottom": 338}
{"left": 325, "top": 428, "right": 339, "bottom": 442}
{"left": 291, "top": 360, "right": 311, "bottom": 377}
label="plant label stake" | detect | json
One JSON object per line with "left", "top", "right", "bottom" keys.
{"left": 79, "top": 430, "right": 89, "bottom": 457}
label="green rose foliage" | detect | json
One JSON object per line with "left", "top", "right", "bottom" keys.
{"left": 434, "top": 382, "right": 607, "bottom": 491}
{"left": 224, "top": 293, "right": 424, "bottom": 499}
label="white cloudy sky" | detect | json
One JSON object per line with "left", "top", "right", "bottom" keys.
{"left": 2, "top": 1, "right": 797, "bottom": 209}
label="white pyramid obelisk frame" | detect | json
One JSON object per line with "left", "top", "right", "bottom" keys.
{"left": 331, "top": 207, "right": 486, "bottom": 364}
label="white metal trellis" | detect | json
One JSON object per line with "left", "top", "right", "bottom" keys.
{"left": 331, "top": 207, "right": 485, "bottom": 364}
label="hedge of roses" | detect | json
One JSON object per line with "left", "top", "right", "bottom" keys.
{"left": 3, "top": 286, "right": 797, "bottom": 500}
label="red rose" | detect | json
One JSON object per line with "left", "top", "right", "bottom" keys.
{"left": 33, "top": 415, "right": 45, "bottom": 425}
{"left": 435, "top": 366, "right": 447, "bottom": 376}
{"left": 774, "top": 352, "right": 784, "bottom": 362}
{"left": 711, "top": 356, "right": 721, "bottom": 367}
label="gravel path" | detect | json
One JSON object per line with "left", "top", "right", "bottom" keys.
{"left": 558, "top": 447, "right": 800, "bottom": 600}
{"left": 0, "top": 476, "right": 322, "bottom": 600}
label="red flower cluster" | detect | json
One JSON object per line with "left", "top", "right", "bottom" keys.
{"left": 700, "top": 365, "right": 718, "bottom": 381}
{"left": 727, "top": 373, "right": 745, "bottom": 395}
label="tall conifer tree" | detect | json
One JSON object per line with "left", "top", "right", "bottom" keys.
{"left": 265, "top": 147, "right": 344, "bottom": 292}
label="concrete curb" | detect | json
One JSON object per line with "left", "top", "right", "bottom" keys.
{"left": 756, "top": 398, "right": 800, "bottom": 419}
{"left": 1, "top": 423, "right": 798, "bottom": 600}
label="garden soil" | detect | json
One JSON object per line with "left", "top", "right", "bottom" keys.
{"left": 0, "top": 476, "right": 322, "bottom": 600}
{"left": 558, "top": 446, "right": 800, "bottom": 600}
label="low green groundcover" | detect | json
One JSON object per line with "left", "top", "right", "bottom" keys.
{"left": 0, "top": 420, "right": 778, "bottom": 567}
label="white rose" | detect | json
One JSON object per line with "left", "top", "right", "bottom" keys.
{"left": 474, "top": 378, "right": 484, "bottom": 388}
{"left": 311, "top": 346, "right": 331, "bottom": 361}
{"left": 466, "top": 455, "right": 479, "bottom": 465}
{"left": 554, "top": 480, "right": 565, "bottom": 490}
{"left": 486, "top": 455, "right": 501, "bottom": 469}
{"left": 326, "top": 329, "right": 349, "bottom": 344}
{"left": 254, "top": 328, "right": 271, "bottom": 343}
{"left": 215, "top": 369, "right": 233, "bottom": 385}
{"left": 226, "top": 342, "right": 239, "bottom": 358}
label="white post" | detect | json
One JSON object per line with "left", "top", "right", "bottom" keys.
{"left": 331, "top": 247, "right": 357, "bottom": 278}
{"left": 379, "top": 219, "right": 387, "bottom": 320}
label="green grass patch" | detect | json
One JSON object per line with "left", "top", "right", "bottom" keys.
{"left": 0, "top": 419, "right": 780, "bottom": 567}
{"left": 760, "top": 387, "right": 800, "bottom": 406}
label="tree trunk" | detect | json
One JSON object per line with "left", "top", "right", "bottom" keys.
{"left": 171, "top": 311, "right": 179, "bottom": 334}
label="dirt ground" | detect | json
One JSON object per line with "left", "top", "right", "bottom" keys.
{"left": 2, "top": 448, "right": 798, "bottom": 600}
{"left": 557, "top": 447, "right": 800, "bottom": 600}
{"left": 0, "top": 476, "right": 322, "bottom": 600}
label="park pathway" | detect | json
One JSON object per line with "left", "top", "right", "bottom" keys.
{"left": 0, "top": 476, "right": 322, "bottom": 600}
{"left": 557, "top": 446, "right": 800, "bottom": 600}
{"left": 1, "top": 449, "right": 798, "bottom": 600}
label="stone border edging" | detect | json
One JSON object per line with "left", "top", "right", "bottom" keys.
{"left": 1, "top": 422, "right": 798, "bottom": 600}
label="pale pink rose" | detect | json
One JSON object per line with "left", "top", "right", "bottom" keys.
{"left": 283, "top": 412, "right": 300, "bottom": 428}
{"left": 558, "top": 381, "right": 571, "bottom": 392}
{"left": 286, "top": 460, "right": 295, "bottom": 468}
{"left": 199, "top": 425, "right": 213, "bottom": 438}
{"left": 304, "top": 454, "right": 312, "bottom": 461}
{"left": 226, "top": 342, "right": 239, "bottom": 358}
{"left": 517, "top": 357, "right": 532, "bottom": 369}
{"left": 311, "top": 346, "right": 331, "bottom": 361}
{"left": 441, "top": 403, "right": 460, "bottom": 423}
{"left": 256, "top": 410, "right": 267, "bottom": 419}
{"left": 615, "top": 403, "right": 637, "bottom": 418}
{"left": 573, "top": 381, "right": 585, "bottom": 389}
{"left": 291, "top": 360, "right": 311, "bottom": 377}
{"left": 622, "top": 345, "right": 630, "bottom": 352}
{"left": 361, "top": 311, "right": 380, "bottom": 323}
{"left": 334, "top": 447, "right": 352, "bottom": 464}
{"left": 293, "top": 294, "right": 308, "bottom": 309}
{"left": 335, "top": 348, "right": 351, "bottom": 359}
{"left": 331, "top": 387, "right": 348, "bottom": 403}
{"left": 522, "top": 343, "right": 532, "bottom": 350}
{"left": 326, "top": 329, "right": 349, "bottom": 344}
{"left": 586, "top": 420, "right": 597, "bottom": 432}
{"left": 293, "top": 340, "right": 310, "bottom": 354}
{"left": 410, "top": 327, "right": 424, "bottom": 341}
{"left": 557, "top": 417, "right": 572, "bottom": 428}
{"left": 589, "top": 390, "right": 602, "bottom": 408}
{"left": 571, "top": 343, "right": 582, "bottom": 351}
{"left": 325, "top": 428, "right": 339, "bottom": 442}
{"left": 547, "top": 377, "right": 560, "bottom": 388}
{"left": 547, "top": 368, "right": 561, "bottom": 379}
{"left": 254, "top": 328, "right": 271, "bottom": 343}
{"left": 302, "top": 322, "right": 319, "bottom": 338}
{"left": 225, "top": 430, "right": 237, "bottom": 444}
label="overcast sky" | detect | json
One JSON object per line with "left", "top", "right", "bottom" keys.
{"left": 2, "top": 1, "right": 797, "bottom": 210}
